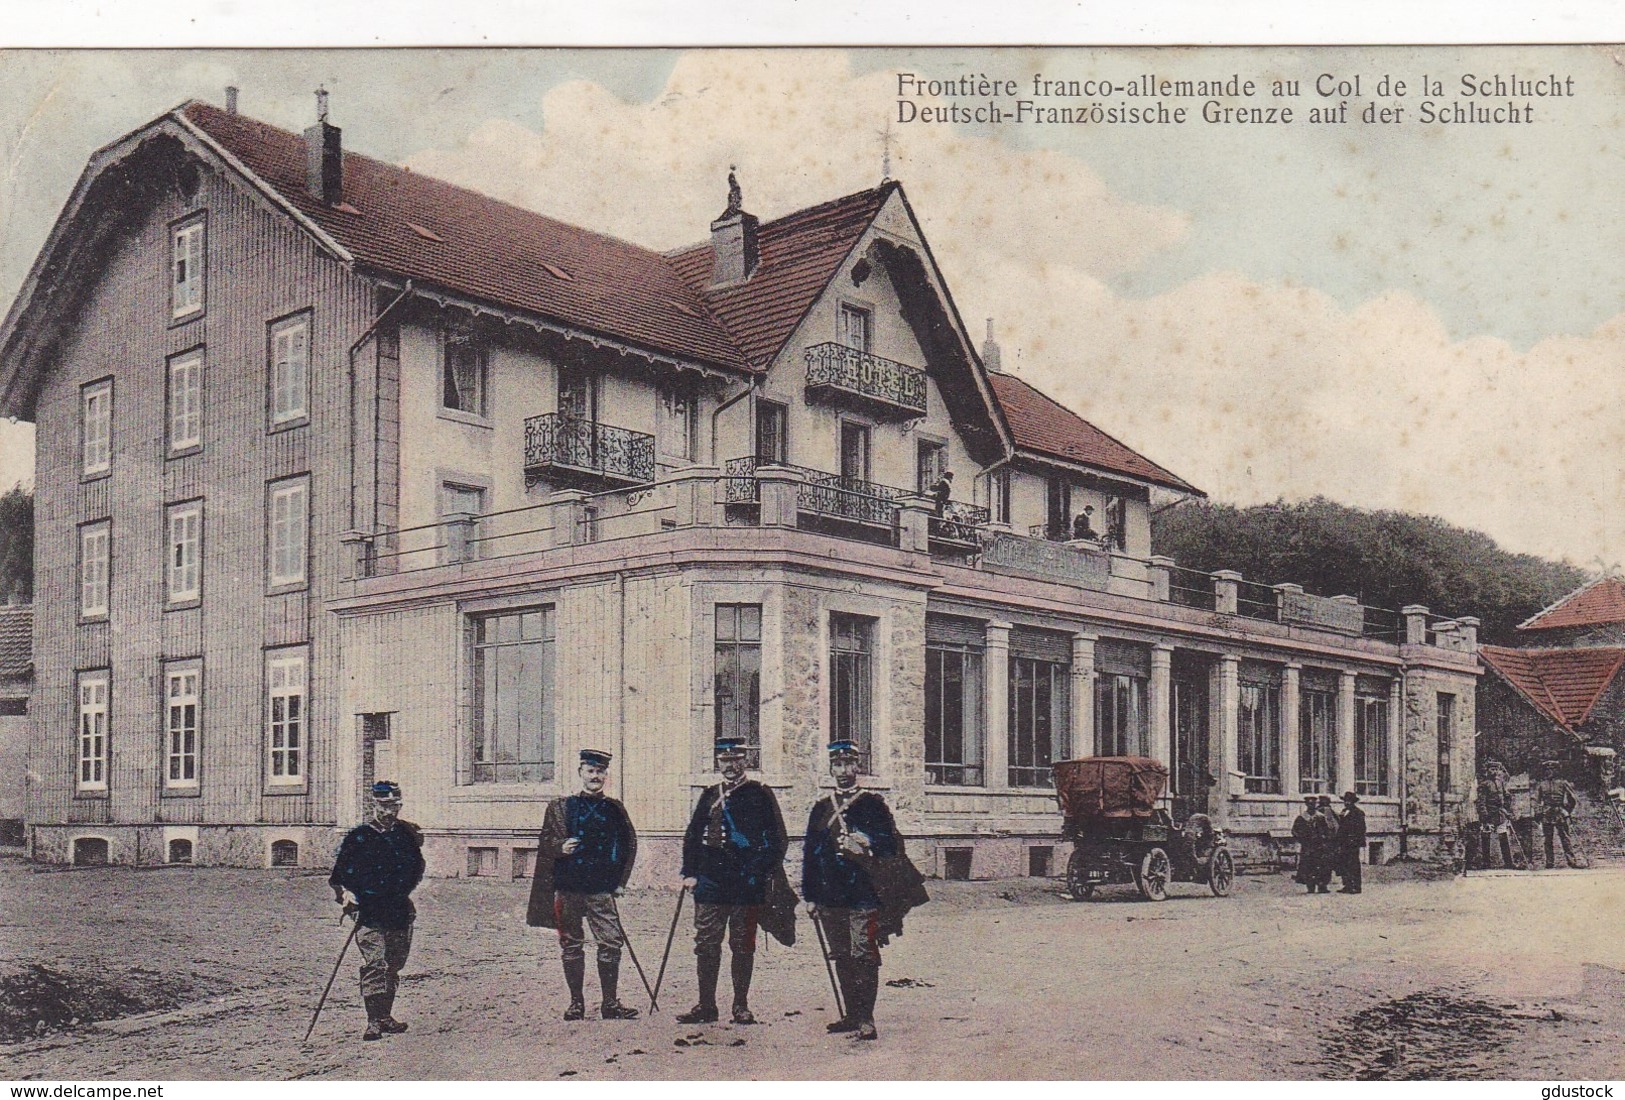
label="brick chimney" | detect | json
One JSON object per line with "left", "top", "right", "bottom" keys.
{"left": 982, "top": 318, "right": 1003, "bottom": 373}
{"left": 304, "top": 87, "right": 343, "bottom": 205}
{"left": 225, "top": 86, "right": 239, "bottom": 115}
{"left": 709, "top": 168, "right": 759, "bottom": 286}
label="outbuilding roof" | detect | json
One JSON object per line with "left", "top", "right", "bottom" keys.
{"left": 0, "top": 605, "right": 31, "bottom": 681}
{"left": 1479, "top": 644, "right": 1625, "bottom": 730}
{"left": 1518, "top": 577, "right": 1625, "bottom": 632}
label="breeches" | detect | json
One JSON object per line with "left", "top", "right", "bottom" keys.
{"left": 555, "top": 892, "right": 624, "bottom": 965}
{"left": 818, "top": 907, "right": 881, "bottom": 967}
{"left": 356, "top": 923, "right": 414, "bottom": 998}
{"left": 693, "top": 901, "right": 760, "bottom": 958}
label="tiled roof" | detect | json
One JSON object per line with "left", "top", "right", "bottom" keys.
{"left": 0, "top": 605, "right": 31, "bottom": 680}
{"left": 1519, "top": 577, "right": 1625, "bottom": 631}
{"left": 1479, "top": 644, "right": 1625, "bottom": 729}
{"left": 666, "top": 184, "right": 894, "bottom": 368}
{"left": 988, "top": 372, "right": 1201, "bottom": 495}
{"left": 179, "top": 102, "right": 752, "bottom": 373}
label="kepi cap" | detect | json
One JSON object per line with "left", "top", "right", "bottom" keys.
{"left": 370, "top": 781, "right": 402, "bottom": 801}
{"left": 828, "top": 739, "right": 861, "bottom": 759}
{"left": 579, "top": 748, "right": 613, "bottom": 768}
{"left": 714, "top": 737, "right": 749, "bottom": 759}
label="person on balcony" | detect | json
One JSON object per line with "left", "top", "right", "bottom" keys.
{"left": 1071, "top": 506, "right": 1100, "bottom": 542}
{"left": 928, "top": 470, "right": 954, "bottom": 516}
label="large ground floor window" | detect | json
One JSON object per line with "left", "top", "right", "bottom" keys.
{"left": 926, "top": 641, "right": 984, "bottom": 785}
{"left": 1238, "top": 678, "right": 1281, "bottom": 794}
{"left": 830, "top": 613, "right": 875, "bottom": 771}
{"left": 1299, "top": 687, "right": 1335, "bottom": 794}
{"left": 468, "top": 607, "right": 556, "bottom": 783}
{"left": 1356, "top": 690, "right": 1390, "bottom": 796}
{"left": 1095, "top": 672, "right": 1147, "bottom": 757}
{"left": 1009, "top": 656, "right": 1069, "bottom": 787}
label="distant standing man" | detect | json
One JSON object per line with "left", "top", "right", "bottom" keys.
{"left": 527, "top": 748, "right": 641, "bottom": 1020}
{"left": 1292, "top": 795, "right": 1328, "bottom": 894}
{"left": 1535, "top": 760, "right": 1582, "bottom": 869}
{"left": 803, "top": 739, "right": 898, "bottom": 1041}
{"left": 329, "top": 780, "right": 425, "bottom": 1041}
{"left": 1315, "top": 794, "right": 1341, "bottom": 893}
{"left": 677, "top": 736, "right": 789, "bottom": 1024}
{"left": 1335, "top": 792, "right": 1367, "bottom": 894}
{"left": 1476, "top": 760, "right": 1515, "bottom": 868}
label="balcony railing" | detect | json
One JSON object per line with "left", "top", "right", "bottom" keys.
{"left": 804, "top": 342, "right": 928, "bottom": 418}
{"left": 523, "top": 413, "right": 655, "bottom": 487}
{"left": 929, "top": 501, "right": 990, "bottom": 547}
{"left": 724, "top": 457, "right": 905, "bottom": 530}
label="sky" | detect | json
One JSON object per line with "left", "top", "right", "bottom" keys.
{"left": 0, "top": 45, "right": 1620, "bottom": 568}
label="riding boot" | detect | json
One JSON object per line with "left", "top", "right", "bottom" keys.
{"left": 377, "top": 991, "right": 407, "bottom": 1033}
{"left": 562, "top": 955, "right": 586, "bottom": 1019}
{"left": 852, "top": 963, "right": 880, "bottom": 1040}
{"left": 678, "top": 952, "right": 721, "bottom": 1023}
{"left": 826, "top": 959, "right": 860, "bottom": 1032}
{"left": 362, "top": 994, "right": 388, "bottom": 1041}
{"left": 600, "top": 955, "right": 639, "bottom": 1019}
{"left": 730, "top": 952, "right": 756, "bottom": 1023}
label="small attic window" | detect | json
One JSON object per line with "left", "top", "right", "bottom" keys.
{"left": 540, "top": 262, "right": 574, "bottom": 282}
{"left": 406, "top": 222, "right": 444, "bottom": 242}
{"left": 332, "top": 201, "right": 362, "bottom": 216}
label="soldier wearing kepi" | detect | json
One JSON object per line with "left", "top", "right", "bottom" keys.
{"left": 1535, "top": 760, "right": 1582, "bottom": 869}
{"left": 677, "top": 736, "right": 789, "bottom": 1025}
{"left": 329, "top": 780, "right": 425, "bottom": 1041}
{"left": 527, "top": 748, "right": 641, "bottom": 1020}
{"left": 803, "top": 739, "right": 898, "bottom": 1042}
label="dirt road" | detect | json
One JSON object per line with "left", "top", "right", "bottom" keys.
{"left": 2, "top": 857, "right": 1623, "bottom": 1080}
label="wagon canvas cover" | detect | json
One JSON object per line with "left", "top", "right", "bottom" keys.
{"left": 1054, "top": 757, "right": 1169, "bottom": 820}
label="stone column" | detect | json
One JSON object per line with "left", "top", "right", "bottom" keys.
{"left": 1402, "top": 604, "right": 1430, "bottom": 646}
{"left": 1281, "top": 662, "right": 1301, "bottom": 798}
{"left": 548, "top": 489, "right": 589, "bottom": 548}
{"left": 1147, "top": 556, "right": 1175, "bottom": 602}
{"left": 1212, "top": 570, "right": 1242, "bottom": 615}
{"left": 1456, "top": 616, "right": 1480, "bottom": 654}
{"left": 443, "top": 512, "right": 478, "bottom": 562}
{"left": 1210, "top": 655, "right": 1240, "bottom": 827}
{"left": 1337, "top": 669, "right": 1358, "bottom": 796}
{"left": 339, "top": 529, "right": 375, "bottom": 580}
{"left": 667, "top": 465, "right": 720, "bottom": 528}
{"left": 898, "top": 496, "right": 934, "bottom": 553}
{"left": 1389, "top": 675, "right": 1405, "bottom": 800}
{"left": 1150, "top": 645, "right": 1174, "bottom": 765}
{"left": 756, "top": 465, "right": 806, "bottom": 529}
{"left": 984, "top": 621, "right": 1011, "bottom": 790}
{"left": 1274, "top": 582, "right": 1303, "bottom": 623}
{"left": 1071, "top": 633, "right": 1098, "bottom": 761}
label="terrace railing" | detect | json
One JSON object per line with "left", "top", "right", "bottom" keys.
{"left": 804, "top": 342, "right": 928, "bottom": 418}
{"left": 724, "top": 456, "right": 906, "bottom": 529}
{"left": 929, "top": 500, "right": 990, "bottom": 547}
{"left": 523, "top": 413, "right": 655, "bottom": 487}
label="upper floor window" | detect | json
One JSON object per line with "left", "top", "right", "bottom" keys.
{"left": 990, "top": 469, "right": 1012, "bottom": 525}
{"left": 167, "top": 350, "right": 204, "bottom": 453}
{"left": 714, "top": 604, "right": 762, "bottom": 766}
{"left": 467, "top": 607, "right": 556, "bottom": 784}
{"left": 79, "top": 521, "right": 110, "bottom": 619}
{"left": 172, "top": 217, "right": 205, "bottom": 319}
{"left": 916, "top": 441, "right": 947, "bottom": 496}
{"left": 755, "top": 400, "right": 787, "bottom": 464}
{"left": 659, "top": 385, "right": 697, "bottom": 462}
{"left": 839, "top": 421, "right": 871, "bottom": 483}
{"left": 77, "top": 671, "right": 110, "bottom": 792}
{"left": 441, "top": 330, "right": 487, "bottom": 417}
{"left": 165, "top": 663, "right": 201, "bottom": 789}
{"left": 269, "top": 314, "right": 310, "bottom": 426}
{"left": 166, "top": 501, "right": 203, "bottom": 604}
{"left": 266, "top": 648, "right": 306, "bottom": 786}
{"left": 82, "top": 380, "right": 112, "bottom": 477}
{"left": 266, "top": 477, "right": 309, "bottom": 590}
{"left": 1436, "top": 692, "right": 1456, "bottom": 794}
{"left": 838, "top": 303, "right": 872, "bottom": 353}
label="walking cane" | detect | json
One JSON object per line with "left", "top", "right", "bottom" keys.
{"left": 609, "top": 896, "right": 660, "bottom": 1013}
{"left": 810, "top": 910, "right": 846, "bottom": 1020}
{"left": 302, "top": 910, "right": 359, "bottom": 1044}
{"left": 652, "top": 885, "right": 688, "bottom": 1011}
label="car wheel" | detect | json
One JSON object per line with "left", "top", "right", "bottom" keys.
{"left": 1136, "top": 847, "right": 1170, "bottom": 901}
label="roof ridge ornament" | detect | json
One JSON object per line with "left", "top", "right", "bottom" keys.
{"left": 722, "top": 166, "right": 743, "bottom": 218}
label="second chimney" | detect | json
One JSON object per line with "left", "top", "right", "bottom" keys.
{"left": 709, "top": 169, "right": 759, "bottom": 286}
{"left": 982, "top": 318, "right": 1003, "bottom": 373}
{"left": 304, "top": 87, "right": 342, "bottom": 205}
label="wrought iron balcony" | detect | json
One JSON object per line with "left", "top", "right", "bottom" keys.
{"left": 929, "top": 501, "right": 990, "bottom": 547}
{"left": 804, "top": 342, "right": 928, "bottom": 418}
{"left": 523, "top": 413, "right": 655, "bottom": 488}
{"left": 724, "top": 456, "right": 905, "bottom": 531}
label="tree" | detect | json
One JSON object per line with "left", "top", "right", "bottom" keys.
{"left": 1151, "top": 496, "right": 1588, "bottom": 646}
{"left": 0, "top": 487, "right": 32, "bottom": 603}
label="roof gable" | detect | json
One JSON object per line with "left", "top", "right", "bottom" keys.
{"left": 1519, "top": 577, "right": 1625, "bottom": 632}
{"left": 988, "top": 372, "right": 1201, "bottom": 495}
{"left": 1479, "top": 644, "right": 1625, "bottom": 729}
{"left": 179, "top": 102, "right": 750, "bottom": 373}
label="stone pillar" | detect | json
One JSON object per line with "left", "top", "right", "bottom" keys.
{"left": 1273, "top": 582, "right": 1303, "bottom": 622}
{"left": 1150, "top": 645, "right": 1174, "bottom": 765}
{"left": 755, "top": 465, "right": 805, "bottom": 529}
{"left": 1071, "top": 633, "right": 1097, "bottom": 760}
{"left": 1336, "top": 670, "right": 1358, "bottom": 796}
{"left": 1433, "top": 620, "right": 1460, "bottom": 652}
{"left": 1211, "top": 655, "right": 1240, "bottom": 827}
{"left": 339, "top": 529, "right": 375, "bottom": 580}
{"left": 984, "top": 621, "right": 1011, "bottom": 790}
{"left": 1402, "top": 604, "right": 1430, "bottom": 646}
{"left": 667, "top": 465, "right": 720, "bottom": 528}
{"left": 1212, "top": 570, "right": 1242, "bottom": 615}
{"left": 1281, "top": 662, "right": 1301, "bottom": 799}
{"left": 548, "top": 489, "right": 589, "bottom": 548}
{"left": 1456, "top": 616, "right": 1480, "bottom": 654}
{"left": 1389, "top": 675, "right": 1405, "bottom": 801}
{"left": 898, "top": 496, "right": 933, "bottom": 553}
{"left": 1147, "top": 557, "right": 1175, "bottom": 602}
{"left": 443, "top": 512, "right": 478, "bottom": 562}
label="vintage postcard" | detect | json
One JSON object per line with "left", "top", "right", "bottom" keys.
{"left": 0, "top": 43, "right": 1621, "bottom": 1084}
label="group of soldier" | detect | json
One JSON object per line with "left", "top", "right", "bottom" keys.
{"left": 327, "top": 737, "right": 920, "bottom": 1044}
{"left": 1474, "top": 758, "right": 1584, "bottom": 870}
{"left": 1290, "top": 791, "right": 1368, "bottom": 894}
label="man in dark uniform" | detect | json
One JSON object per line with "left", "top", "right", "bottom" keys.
{"left": 803, "top": 739, "right": 898, "bottom": 1041}
{"left": 527, "top": 748, "right": 640, "bottom": 1020}
{"left": 329, "top": 780, "right": 425, "bottom": 1041}
{"left": 1335, "top": 791, "right": 1367, "bottom": 893}
{"left": 1535, "top": 760, "right": 1582, "bottom": 869}
{"left": 1291, "top": 794, "right": 1325, "bottom": 893}
{"left": 1476, "top": 760, "right": 1516, "bottom": 868}
{"left": 1315, "top": 794, "right": 1341, "bottom": 892}
{"left": 677, "top": 736, "right": 788, "bottom": 1024}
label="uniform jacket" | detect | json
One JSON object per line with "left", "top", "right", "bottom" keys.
{"left": 681, "top": 779, "right": 788, "bottom": 906}
{"left": 1336, "top": 805, "right": 1368, "bottom": 850}
{"left": 1535, "top": 778, "right": 1578, "bottom": 824}
{"left": 329, "top": 819, "right": 426, "bottom": 930}
{"left": 526, "top": 793, "right": 637, "bottom": 928}
{"left": 804, "top": 790, "right": 897, "bottom": 907}
{"left": 1291, "top": 809, "right": 1331, "bottom": 885}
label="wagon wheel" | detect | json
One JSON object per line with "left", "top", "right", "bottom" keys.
{"left": 1135, "top": 847, "right": 1171, "bottom": 902}
{"left": 1065, "top": 852, "right": 1095, "bottom": 901}
{"left": 1208, "top": 847, "right": 1235, "bottom": 897}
